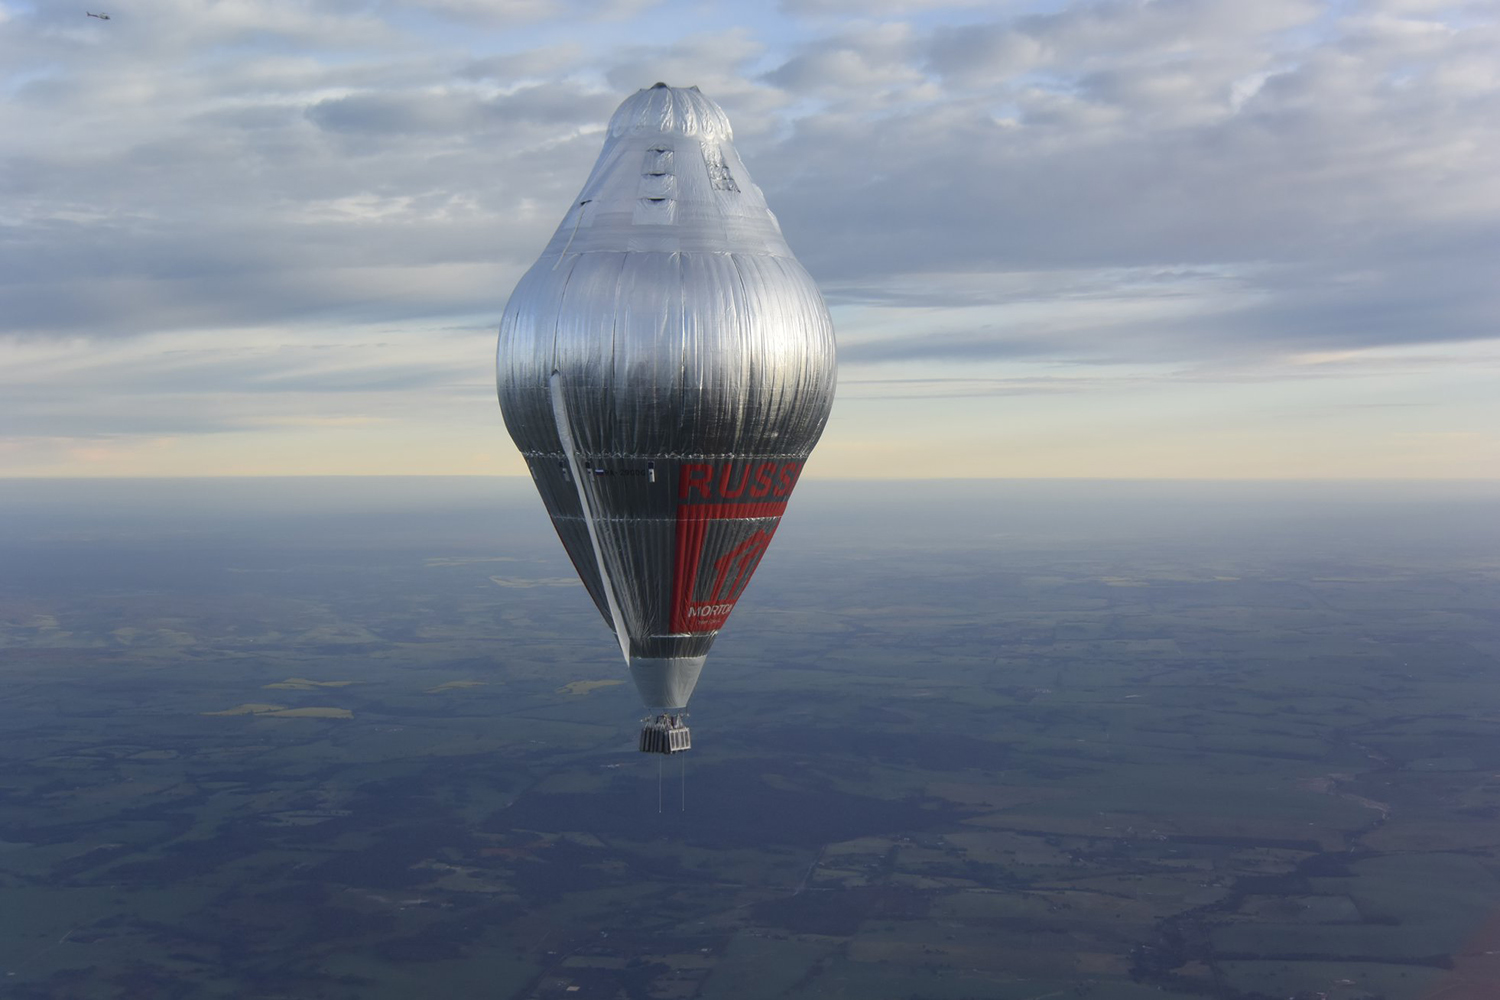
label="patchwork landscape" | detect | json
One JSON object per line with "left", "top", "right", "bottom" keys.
{"left": 1, "top": 477, "right": 1498, "bottom": 999}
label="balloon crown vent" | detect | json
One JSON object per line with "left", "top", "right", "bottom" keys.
{"left": 610, "top": 84, "right": 730, "bottom": 140}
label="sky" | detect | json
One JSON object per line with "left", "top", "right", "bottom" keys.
{"left": 2, "top": 0, "right": 1497, "bottom": 480}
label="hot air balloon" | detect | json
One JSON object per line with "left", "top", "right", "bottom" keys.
{"left": 497, "top": 84, "right": 836, "bottom": 753}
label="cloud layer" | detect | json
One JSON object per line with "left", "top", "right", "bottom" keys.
{"left": 2, "top": 0, "right": 1497, "bottom": 477}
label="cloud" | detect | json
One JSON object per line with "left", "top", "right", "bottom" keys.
{"left": 1, "top": 0, "right": 1497, "bottom": 476}
{"left": 10, "top": 0, "right": 1495, "bottom": 356}
{"left": 749, "top": 2, "right": 1500, "bottom": 366}
{"left": 764, "top": 22, "right": 926, "bottom": 95}
{"left": 459, "top": 45, "right": 587, "bottom": 82}
{"left": 602, "top": 29, "right": 776, "bottom": 129}
{"left": 0, "top": 322, "right": 493, "bottom": 442}
{"left": 780, "top": 0, "right": 996, "bottom": 16}
{"left": 304, "top": 82, "right": 616, "bottom": 136}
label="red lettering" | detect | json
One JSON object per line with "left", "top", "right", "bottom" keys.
{"left": 750, "top": 462, "right": 775, "bottom": 498}
{"left": 680, "top": 463, "right": 714, "bottom": 500}
{"left": 774, "top": 464, "right": 793, "bottom": 496}
{"left": 719, "top": 464, "right": 750, "bottom": 499}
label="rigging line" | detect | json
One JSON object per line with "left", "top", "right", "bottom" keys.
{"left": 550, "top": 371, "right": 630, "bottom": 664}
{"left": 552, "top": 200, "right": 590, "bottom": 270}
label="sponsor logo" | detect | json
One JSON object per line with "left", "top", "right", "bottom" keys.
{"left": 686, "top": 603, "right": 736, "bottom": 619}
{"left": 708, "top": 530, "right": 772, "bottom": 604}
{"left": 670, "top": 461, "right": 803, "bottom": 633}
{"left": 677, "top": 461, "right": 803, "bottom": 503}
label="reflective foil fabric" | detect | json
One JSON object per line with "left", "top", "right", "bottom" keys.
{"left": 496, "top": 85, "right": 837, "bottom": 710}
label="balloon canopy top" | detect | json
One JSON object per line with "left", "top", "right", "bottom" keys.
{"left": 608, "top": 83, "right": 733, "bottom": 140}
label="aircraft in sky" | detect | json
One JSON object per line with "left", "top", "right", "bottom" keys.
{"left": 86, "top": 11, "right": 110, "bottom": 18}
{"left": 497, "top": 84, "right": 837, "bottom": 755}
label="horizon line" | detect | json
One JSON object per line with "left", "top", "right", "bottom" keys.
{"left": 3, "top": 474, "right": 1499, "bottom": 485}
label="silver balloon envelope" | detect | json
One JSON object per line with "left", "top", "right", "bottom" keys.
{"left": 497, "top": 84, "right": 836, "bottom": 730}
